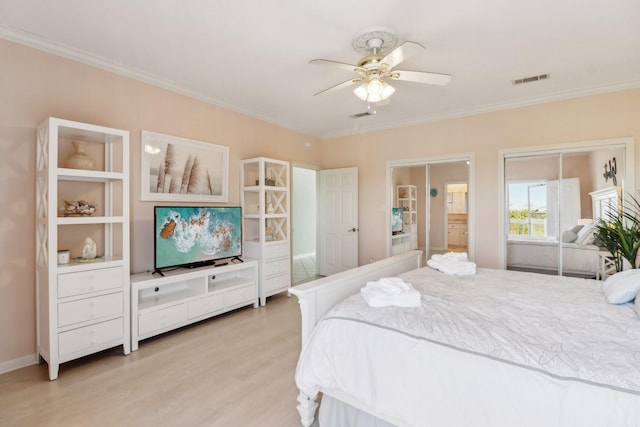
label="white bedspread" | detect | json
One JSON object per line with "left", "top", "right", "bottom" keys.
{"left": 295, "top": 267, "right": 640, "bottom": 427}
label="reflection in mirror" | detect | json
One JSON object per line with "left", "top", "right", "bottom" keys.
{"left": 429, "top": 163, "right": 469, "bottom": 257}
{"left": 505, "top": 148, "right": 624, "bottom": 277}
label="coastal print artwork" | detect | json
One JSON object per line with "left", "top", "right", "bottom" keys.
{"left": 141, "top": 130, "right": 229, "bottom": 202}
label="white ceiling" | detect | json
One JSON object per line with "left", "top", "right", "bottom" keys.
{"left": 1, "top": 0, "right": 640, "bottom": 139}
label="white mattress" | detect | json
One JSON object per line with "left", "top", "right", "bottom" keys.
{"left": 295, "top": 267, "right": 640, "bottom": 427}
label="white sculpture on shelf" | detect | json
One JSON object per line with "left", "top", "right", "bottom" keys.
{"left": 81, "top": 237, "right": 97, "bottom": 259}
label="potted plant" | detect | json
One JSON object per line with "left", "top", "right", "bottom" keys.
{"left": 594, "top": 195, "right": 640, "bottom": 271}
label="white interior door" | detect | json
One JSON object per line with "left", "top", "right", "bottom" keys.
{"left": 317, "top": 167, "right": 359, "bottom": 276}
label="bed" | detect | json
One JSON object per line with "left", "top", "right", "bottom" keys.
{"left": 290, "top": 251, "right": 640, "bottom": 427}
{"left": 506, "top": 237, "right": 600, "bottom": 276}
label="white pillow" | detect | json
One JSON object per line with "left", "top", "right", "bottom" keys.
{"left": 562, "top": 230, "right": 577, "bottom": 243}
{"left": 635, "top": 293, "right": 640, "bottom": 316}
{"left": 575, "top": 223, "right": 596, "bottom": 245}
{"left": 603, "top": 269, "right": 640, "bottom": 304}
{"left": 569, "top": 224, "right": 584, "bottom": 234}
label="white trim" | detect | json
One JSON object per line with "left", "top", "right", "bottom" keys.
{"left": 0, "top": 353, "right": 38, "bottom": 375}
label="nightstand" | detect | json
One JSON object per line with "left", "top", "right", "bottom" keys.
{"left": 596, "top": 251, "right": 617, "bottom": 280}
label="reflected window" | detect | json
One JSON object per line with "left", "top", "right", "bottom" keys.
{"left": 508, "top": 181, "right": 547, "bottom": 237}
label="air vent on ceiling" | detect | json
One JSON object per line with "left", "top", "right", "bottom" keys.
{"left": 512, "top": 73, "right": 550, "bottom": 85}
{"left": 349, "top": 111, "right": 374, "bottom": 119}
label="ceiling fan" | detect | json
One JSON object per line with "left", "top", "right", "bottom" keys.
{"left": 311, "top": 30, "right": 452, "bottom": 104}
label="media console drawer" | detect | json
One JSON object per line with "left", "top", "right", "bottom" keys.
{"left": 225, "top": 284, "right": 256, "bottom": 308}
{"left": 138, "top": 304, "right": 187, "bottom": 335}
{"left": 187, "top": 294, "right": 224, "bottom": 319}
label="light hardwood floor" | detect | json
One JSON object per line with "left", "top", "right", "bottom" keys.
{"left": 0, "top": 294, "right": 303, "bottom": 427}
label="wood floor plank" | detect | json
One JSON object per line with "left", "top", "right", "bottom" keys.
{"left": 0, "top": 294, "right": 303, "bottom": 427}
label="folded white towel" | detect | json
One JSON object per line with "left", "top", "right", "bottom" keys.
{"left": 365, "top": 277, "right": 411, "bottom": 295}
{"left": 361, "top": 278, "right": 421, "bottom": 308}
{"left": 427, "top": 255, "right": 476, "bottom": 276}
{"left": 440, "top": 252, "right": 469, "bottom": 261}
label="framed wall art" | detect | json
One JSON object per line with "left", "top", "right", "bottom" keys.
{"left": 141, "top": 130, "right": 229, "bottom": 202}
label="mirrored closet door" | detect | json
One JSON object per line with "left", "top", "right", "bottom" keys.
{"left": 503, "top": 142, "right": 628, "bottom": 278}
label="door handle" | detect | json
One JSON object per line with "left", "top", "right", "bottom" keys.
{"left": 348, "top": 227, "right": 359, "bottom": 232}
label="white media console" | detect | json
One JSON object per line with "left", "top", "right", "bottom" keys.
{"left": 130, "top": 259, "right": 258, "bottom": 351}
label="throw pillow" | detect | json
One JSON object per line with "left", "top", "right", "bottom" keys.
{"left": 603, "top": 269, "right": 640, "bottom": 304}
{"left": 570, "top": 224, "right": 584, "bottom": 234}
{"left": 575, "top": 223, "right": 596, "bottom": 245}
{"left": 562, "top": 230, "right": 578, "bottom": 243}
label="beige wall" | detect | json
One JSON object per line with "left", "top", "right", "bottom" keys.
{"left": 0, "top": 39, "right": 321, "bottom": 367}
{"left": 2, "top": 36, "right": 640, "bottom": 370}
{"left": 322, "top": 89, "right": 640, "bottom": 268}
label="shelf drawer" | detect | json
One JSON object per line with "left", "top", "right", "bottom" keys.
{"left": 58, "top": 318, "right": 123, "bottom": 358}
{"left": 187, "top": 294, "right": 224, "bottom": 319}
{"left": 138, "top": 304, "right": 187, "bottom": 335}
{"left": 264, "top": 273, "right": 289, "bottom": 294}
{"left": 58, "top": 292, "right": 123, "bottom": 327}
{"left": 264, "top": 242, "right": 289, "bottom": 261}
{"left": 264, "top": 258, "right": 289, "bottom": 277}
{"left": 225, "top": 285, "right": 256, "bottom": 307}
{"left": 58, "top": 266, "right": 123, "bottom": 298}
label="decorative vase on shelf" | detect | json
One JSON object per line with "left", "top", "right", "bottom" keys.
{"left": 64, "top": 141, "right": 94, "bottom": 170}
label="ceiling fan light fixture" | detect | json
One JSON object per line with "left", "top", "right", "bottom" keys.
{"left": 381, "top": 81, "right": 395, "bottom": 99}
{"left": 353, "top": 78, "right": 395, "bottom": 103}
{"left": 367, "top": 78, "right": 383, "bottom": 95}
{"left": 353, "top": 82, "right": 369, "bottom": 101}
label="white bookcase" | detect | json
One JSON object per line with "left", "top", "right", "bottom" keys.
{"left": 35, "top": 117, "right": 130, "bottom": 380}
{"left": 240, "top": 157, "right": 291, "bottom": 306}
{"left": 396, "top": 185, "right": 418, "bottom": 251}
{"left": 130, "top": 260, "right": 258, "bottom": 350}
{"left": 391, "top": 232, "right": 411, "bottom": 255}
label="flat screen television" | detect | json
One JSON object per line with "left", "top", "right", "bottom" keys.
{"left": 154, "top": 206, "right": 242, "bottom": 274}
{"left": 391, "top": 207, "right": 404, "bottom": 234}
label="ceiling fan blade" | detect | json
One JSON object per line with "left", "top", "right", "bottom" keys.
{"left": 313, "top": 78, "right": 362, "bottom": 96}
{"left": 380, "top": 41, "right": 425, "bottom": 70}
{"left": 389, "top": 70, "right": 452, "bottom": 86}
{"left": 310, "top": 58, "right": 364, "bottom": 73}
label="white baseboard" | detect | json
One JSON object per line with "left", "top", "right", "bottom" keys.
{"left": 0, "top": 353, "right": 38, "bottom": 375}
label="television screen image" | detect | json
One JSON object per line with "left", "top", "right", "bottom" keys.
{"left": 391, "top": 207, "right": 403, "bottom": 234}
{"left": 154, "top": 206, "right": 242, "bottom": 271}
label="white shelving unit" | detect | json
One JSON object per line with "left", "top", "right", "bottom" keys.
{"left": 391, "top": 233, "right": 411, "bottom": 255}
{"left": 396, "top": 185, "right": 418, "bottom": 251}
{"left": 130, "top": 260, "right": 258, "bottom": 350}
{"left": 36, "top": 117, "right": 130, "bottom": 380}
{"left": 240, "top": 158, "right": 291, "bottom": 306}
